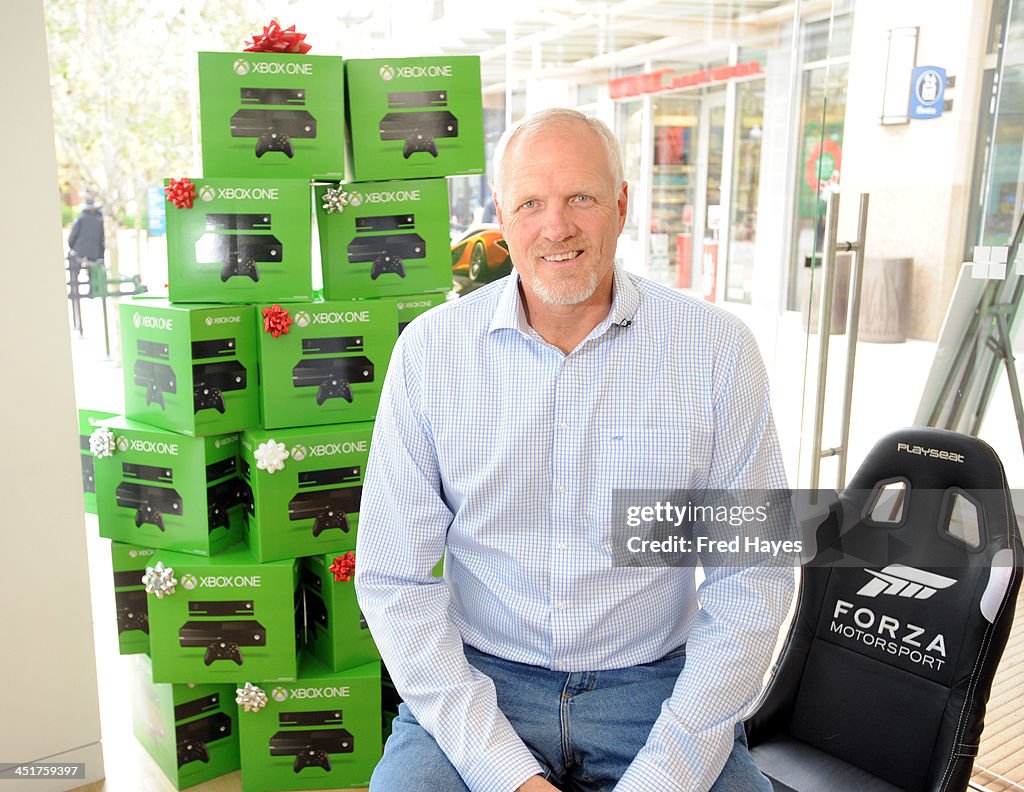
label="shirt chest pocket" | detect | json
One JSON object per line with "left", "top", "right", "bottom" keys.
{"left": 585, "top": 431, "right": 704, "bottom": 529}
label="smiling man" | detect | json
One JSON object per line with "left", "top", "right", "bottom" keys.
{"left": 356, "top": 108, "right": 793, "bottom": 792}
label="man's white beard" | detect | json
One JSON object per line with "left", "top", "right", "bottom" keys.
{"left": 527, "top": 264, "right": 603, "bottom": 306}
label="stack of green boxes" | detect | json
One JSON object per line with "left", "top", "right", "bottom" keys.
{"left": 83, "top": 37, "right": 485, "bottom": 791}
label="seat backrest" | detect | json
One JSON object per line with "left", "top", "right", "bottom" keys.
{"left": 746, "top": 428, "right": 1022, "bottom": 792}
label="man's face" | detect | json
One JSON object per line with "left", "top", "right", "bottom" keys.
{"left": 495, "top": 121, "right": 628, "bottom": 307}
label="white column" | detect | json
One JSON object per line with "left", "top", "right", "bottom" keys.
{"left": 0, "top": 1, "right": 104, "bottom": 788}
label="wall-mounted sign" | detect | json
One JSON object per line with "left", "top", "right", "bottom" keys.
{"left": 909, "top": 66, "right": 946, "bottom": 119}
{"left": 609, "top": 61, "right": 762, "bottom": 100}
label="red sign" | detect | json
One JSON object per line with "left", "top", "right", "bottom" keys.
{"left": 610, "top": 61, "right": 762, "bottom": 99}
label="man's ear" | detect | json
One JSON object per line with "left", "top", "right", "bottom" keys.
{"left": 493, "top": 191, "right": 504, "bottom": 229}
{"left": 617, "top": 182, "right": 629, "bottom": 234}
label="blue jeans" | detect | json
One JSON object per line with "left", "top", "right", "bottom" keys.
{"left": 370, "top": 645, "right": 770, "bottom": 792}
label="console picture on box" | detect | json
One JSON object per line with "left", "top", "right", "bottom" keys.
{"left": 178, "top": 599, "right": 266, "bottom": 667}
{"left": 269, "top": 709, "right": 354, "bottom": 773}
{"left": 231, "top": 86, "right": 318, "bottom": 159}
{"left": 195, "top": 213, "right": 283, "bottom": 283}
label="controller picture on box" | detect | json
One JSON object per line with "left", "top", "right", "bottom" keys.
{"left": 231, "top": 87, "right": 317, "bottom": 159}
{"left": 178, "top": 599, "right": 265, "bottom": 666}
{"left": 116, "top": 463, "right": 182, "bottom": 532}
{"left": 269, "top": 709, "right": 354, "bottom": 773}
{"left": 379, "top": 91, "right": 458, "bottom": 159}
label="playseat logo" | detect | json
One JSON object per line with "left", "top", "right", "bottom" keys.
{"left": 205, "top": 315, "right": 242, "bottom": 326}
{"left": 236, "top": 60, "right": 313, "bottom": 76}
{"left": 308, "top": 441, "right": 368, "bottom": 457}
{"left": 391, "top": 64, "right": 453, "bottom": 79}
{"left": 361, "top": 189, "right": 421, "bottom": 204}
{"left": 197, "top": 574, "right": 262, "bottom": 589}
{"left": 311, "top": 311, "right": 372, "bottom": 325}
{"left": 130, "top": 439, "right": 179, "bottom": 456}
{"left": 857, "top": 565, "right": 957, "bottom": 600}
{"left": 285, "top": 686, "right": 351, "bottom": 700}
{"left": 896, "top": 442, "right": 965, "bottom": 463}
{"left": 217, "top": 187, "right": 279, "bottom": 201}
{"left": 831, "top": 598, "right": 948, "bottom": 670}
{"left": 133, "top": 313, "right": 173, "bottom": 331}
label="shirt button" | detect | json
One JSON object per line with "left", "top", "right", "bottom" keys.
{"left": 556, "top": 601, "right": 566, "bottom": 611}
{"left": 559, "top": 421, "right": 568, "bottom": 429}
{"left": 553, "top": 660, "right": 564, "bottom": 670}
{"left": 557, "top": 485, "right": 566, "bottom": 494}
{"left": 556, "top": 542, "right": 566, "bottom": 550}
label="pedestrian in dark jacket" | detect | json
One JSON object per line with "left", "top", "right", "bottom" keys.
{"left": 68, "top": 196, "right": 105, "bottom": 268}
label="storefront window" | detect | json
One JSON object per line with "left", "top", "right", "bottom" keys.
{"left": 979, "top": 0, "right": 1024, "bottom": 245}
{"left": 788, "top": 61, "right": 849, "bottom": 310}
{"left": 650, "top": 96, "right": 701, "bottom": 287}
{"left": 725, "top": 79, "right": 765, "bottom": 303}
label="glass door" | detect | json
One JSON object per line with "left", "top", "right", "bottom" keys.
{"left": 649, "top": 96, "right": 701, "bottom": 288}
{"left": 696, "top": 90, "right": 726, "bottom": 300}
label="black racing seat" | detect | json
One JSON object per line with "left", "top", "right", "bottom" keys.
{"left": 745, "top": 428, "right": 1022, "bottom": 792}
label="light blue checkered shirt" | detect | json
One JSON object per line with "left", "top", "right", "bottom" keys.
{"left": 355, "top": 267, "right": 794, "bottom": 792}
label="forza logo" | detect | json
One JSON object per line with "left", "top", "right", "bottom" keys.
{"left": 857, "top": 565, "right": 957, "bottom": 600}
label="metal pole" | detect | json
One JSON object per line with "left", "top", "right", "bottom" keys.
{"left": 836, "top": 193, "right": 870, "bottom": 488}
{"left": 810, "top": 191, "right": 841, "bottom": 491}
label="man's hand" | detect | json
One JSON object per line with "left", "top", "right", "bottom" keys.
{"left": 516, "top": 775, "right": 560, "bottom": 791}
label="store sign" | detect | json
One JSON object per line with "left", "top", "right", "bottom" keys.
{"left": 909, "top": 66, "right": 946, "bottom": 119}
{"left": 609, "top": 61, "right": 762, "bottom": 99}
{"left": 147, "top": 185, "right": 166, "bottom": 237}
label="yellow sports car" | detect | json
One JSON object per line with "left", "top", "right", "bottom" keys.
{"left": 450, "top": 224, "right": 512, "bottom": 284}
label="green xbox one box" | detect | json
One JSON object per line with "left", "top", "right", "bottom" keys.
{"left": 237, "top": 656, "right": 381, "bottom": 791}
{"left": 164, "top": 178, "right": 312, "bottom": 304}
{"left": 240, "top": 423, "right": 372, "bottom": 562}
{"left": 344, "top": 56, "right": 484, "bottom": 181}
{"left": 92, "top": 417, "right": 244, "bottom": 555}
{"left": 255, "top": 300, "right": 397, "bottom": 429}
{"left": 144, "top": 544, "right": 300, "bottom": 684}
{"left": 199, "top": 52, "right": 345, "bottom": 179}
{"left": 130, "top": 654, "right": 240, "bottom": 789}
{"left": 120, "top": 300, "right": 259, "bottom": 436}
{"left": 315, "top": 178, "right": 453, "bottom": 298}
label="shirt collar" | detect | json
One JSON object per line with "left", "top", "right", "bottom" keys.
{"left": 488, "top": 265, "right": 641, "bottom": 337}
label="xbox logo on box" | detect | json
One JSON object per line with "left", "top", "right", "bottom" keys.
{"left": 233, "top": 59, "right": 250, "bottom": 76}
{"left": 129, "top": 550, "right": 138, "bottom": 559}
{"left": 272, "top": 687, "right": 288, "bottom": 702}
{"left": 199, "top": 185, "right": 215, "bottom": 202}
{"left": 380, "top": 65, "right": 395, "bottom": 80}
{"left": 291, "top": 445, "right": 307, "bottom": 461}
{"left": 181, "top": 574, "right": 198, "bottom": 590}
{"left": 132, "top": 313, "right": 142, "bottom": 328}
{"left": 294, "top": 310, "right": 311, "bottom": 328}
{"left": 116, "top": 436, "right": 130, "bottom": 452}
{"left": 205, "top": 317, "right": 213, "bottom": 326}
{"left": 397, "top": 302, "right": 405, "bottom": 310}
{"left": 348, "top": 191, "right": 364, "bottom": 207}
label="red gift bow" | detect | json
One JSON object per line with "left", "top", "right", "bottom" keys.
{"left": 262, "top": 304, "right": 292, "bottom": 338}
{"left": 164, "top": 177, "right": 196, "bottom": 209}
{"left": 330, "top": 551, "right": 356, "bottom": 583}
{"left": 243, "top": 20, "right": 311, "bottom": 54}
